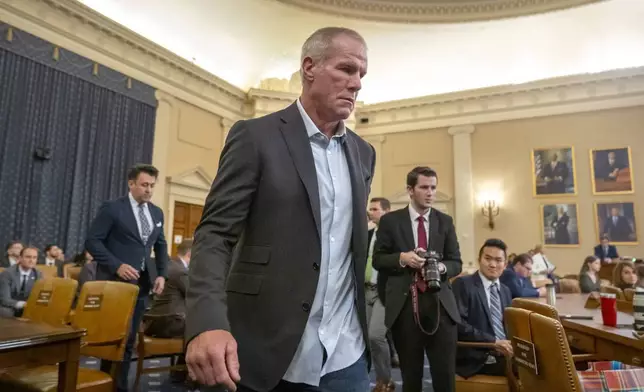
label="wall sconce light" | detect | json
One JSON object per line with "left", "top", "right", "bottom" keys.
{"left": 482, "top": 199, "right": 500, "bottom": 229}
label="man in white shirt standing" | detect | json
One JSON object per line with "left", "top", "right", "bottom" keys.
{"left": 0, "top": 246, "right": 42, "bottom": 317}
{"left": 366, "top": 197, "right": 394, "bottom": 392}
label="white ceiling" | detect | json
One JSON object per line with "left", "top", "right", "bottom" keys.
{"left": 78, "top": 0, "right": 644, "bottom": 104}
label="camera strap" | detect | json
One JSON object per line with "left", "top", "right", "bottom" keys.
{"left": 410, "top": 274, "right": 441, "bottom": 336}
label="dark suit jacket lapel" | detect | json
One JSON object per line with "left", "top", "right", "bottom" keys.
{"left": 279, "top": 103, "right": 321, "bottom": 240}
{"left": 500, "top": 285, "right": 511, "bottom": 310}
{"left": 343, "top": 134, "right": 368, "bottom": 254}
{"left": 121, "top": 197, "right": 144, "bottom": 245}
{"left": 428, "top": 209, "right": 440, "bottom": 251}
{"left": 400, "top": 208, "right": 416, "bottom": 251}
{"left": 473, "top": 273, "right": 493, "bottom": 330}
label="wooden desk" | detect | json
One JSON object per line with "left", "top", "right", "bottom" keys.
{"left": 537, "top": 294, "right": 644, "bottom": 365}
{"left": 0, "top": 318, "right": 85, "bottom": 392}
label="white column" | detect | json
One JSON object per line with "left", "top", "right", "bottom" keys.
{"left": 448, "top": 125, "right": 476, "bottom": 270}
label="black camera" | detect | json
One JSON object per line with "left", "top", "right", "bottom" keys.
{"left": 418, "top": 250, "right": 442, "bottom": 293}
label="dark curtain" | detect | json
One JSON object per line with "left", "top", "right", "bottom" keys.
{"left": 0, "top": 47, "right": 156, "bottom": 255}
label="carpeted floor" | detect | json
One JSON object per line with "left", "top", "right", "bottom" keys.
{"left": 81, "top": 357, "right": 434, "bottom": 391}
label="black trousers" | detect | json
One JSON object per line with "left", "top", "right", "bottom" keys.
{"left": 100, "top": 273, "right": 150, "bottom": 392}
{"left": 391, "top": 294, "right": 456, "bottom": 392}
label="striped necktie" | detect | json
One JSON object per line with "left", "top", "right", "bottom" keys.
{"left": 489, "top": 282, "right": 506, "bottom": 340}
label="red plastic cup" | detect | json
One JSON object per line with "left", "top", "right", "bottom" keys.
{"left": 600, "top": 293, "right": 617, "bottom": 327}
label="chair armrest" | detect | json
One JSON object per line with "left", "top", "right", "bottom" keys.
{"left": 81, "top": 336, "right": 125, "bottom": 348}
{"left": 457, "top": 341, "right": 497, "bottom": 349}
{"left": 572, "top": 353, "right": 602, "bottom": 362}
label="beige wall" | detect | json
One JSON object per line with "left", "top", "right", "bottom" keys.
{"left": 471, "top": 106, "right": 644, "bottom": 274}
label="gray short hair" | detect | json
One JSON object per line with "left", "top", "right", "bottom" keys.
{"left": 300, "top": 27, "right": 367, "bottom": 64}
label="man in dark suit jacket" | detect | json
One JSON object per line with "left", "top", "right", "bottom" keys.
{"left": 185, "top": 27, "right": 375, "bottom": 392}
{"left": 540, "top": 153, "right": 569, "bottom": 194}
{"left": 603, "top": 207, "right": 633, "bottom": 242}
{"left": 594, "top": 236, "right": 619, "bottom": 263}
{"left": 500, "top": 254, "right": 545, "bottom": 299}
{"left": 373, "top": 166, "right": 462, "bottom": 392}
{"left": 85, "top": 164, "right": 168, "bottom": 392}
{"left": 453, "top": 239, "right": 513, "bottom": 378}
{"left": 146, "top": 238, "right": 191, "bottom": 338}
{"left": 0, "top": 247, "right": 42, "bottom": 317}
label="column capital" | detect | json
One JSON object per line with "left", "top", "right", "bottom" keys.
{"left": 221, "top": 117, "right": 236, "bottom": 130}
{"left": 448, "top": 124, "right": 475, "bottom": 136}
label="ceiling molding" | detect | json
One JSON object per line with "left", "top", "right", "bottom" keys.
{"left": 272, "top": 0, "right": 603, "bottom": 23}
{"left": 0, "top": 0, "right": 247, "bottom": 119}
{"left": 355, "top": 67, "right": 644, "bottom": 135}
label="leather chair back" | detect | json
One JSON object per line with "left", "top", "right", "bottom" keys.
{"left": 34, "top": 265, "right": 57, "bottom": 279}
{"left": 624, "top": 288, "right": 635, "bottom": 302}
{"left": 511, "top": 298, "right": 560, "bottom": 321}
{"left": 22, "top": 277, "right": 77, "bottom": 326}
{"left": 72, "top": 281, "right": 139, "bottom": 361}
{"left": 559, "top": 279, "right": 581, "bottom": 294}
{"left": 601, "top": 285, "right": 625, "bottom": 300}
{"left": 63, "top": 264, "right": 81, "bottom": 280}
{"left": 505, "top": 308, "right": 581, "bottom": 391}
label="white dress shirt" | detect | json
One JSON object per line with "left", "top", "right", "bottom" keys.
{"left": 408, "top": 205, "right": 430, "bottom": 248}
{"left": 8, "top": 257, "right": 17, "bottom": 266}
{"left": 128, "top": 192, "right": 153, "bottom": 241}
{"left": 367, "top": 228, "right": 378, "bottom": 285}
{"left": 45, "top": 257, "right": 56, "bottom": 266}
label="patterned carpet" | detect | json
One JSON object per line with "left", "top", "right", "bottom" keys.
{"left": 80, "top": 357, "right": 433, "bottom": 391}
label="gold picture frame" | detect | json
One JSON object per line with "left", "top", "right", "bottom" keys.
{"left": 540, "top": 203, "right": 581, "bottom": 248}
{"left": 589, "top": 147, "right": 635, "bottom": 195}
{"left": 531, "top": 146, "right": 577, "bottom": 197}
{"left": 594, "top": 201, "right": 639, "bottom": 245}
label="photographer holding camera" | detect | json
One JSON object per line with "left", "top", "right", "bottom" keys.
{"left": 373, "top": 166, "right": 462, "bottom": 392}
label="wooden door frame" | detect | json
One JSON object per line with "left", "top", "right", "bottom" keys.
{"left": 164, "top": 166, "right": 213, "bottom": 243}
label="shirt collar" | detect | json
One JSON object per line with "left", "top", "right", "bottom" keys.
{"left": 18, "top": 266, "right": 31, "bottom": 276}
{"left": 296, "top": 99, "right": 346, "bottom": 142}
{"left": 478, "top": 271, "right": 499, "bottom": 290}
{"left": 408, "top": 204, "right": 431, "bottom": 223}
{"left": 129, "top": 192, "right": 146, "bottom": 209}
{"left": 178, "top": 257, "right": 189, "bottom": 270}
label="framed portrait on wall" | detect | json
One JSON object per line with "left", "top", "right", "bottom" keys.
{"left": 531, "top": 147, "right": 577, "bottom": 196}
{"left": 590, "top": 147, "right": 634, "bottom": 194}
{"left": 595, "top": 202, "right": 638, "bottom": 245}
{"left": 540, "top": 203, "right": 580, "bottom": 247}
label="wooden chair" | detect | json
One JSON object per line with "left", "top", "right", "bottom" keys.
{"left": 133, "top": 314, "right": 186, "bottom": 390}
{"left": 2, "top": 281, "right": 139, "bottom": 392}
{"left": 558, "top": 278, "right": 581, "bottom": 294}
{"left": 455, "top": 342, "right": 519, "bottom": 392}
{"left": 505, "top": 308, "right": 582, "bottom": 391}
{"left": 601, "top": 285, "right": 625, "bottom": 300}
{"left": 21, "top": 277, "right": 77, "bottom": 326}
{"left": 562, "top": 274, "right": 579, "bottom": 280}
{"left": 511, "top": 298, "right": 600, "bottom": 362}
{"left": 63, "top": 264, "right": 82, "bottom": 280}
{"left": 624, "top": 288, "right": 635, "bottom": 301}
{"left": 34, "top": 265, "right": 57, "bottom": 279}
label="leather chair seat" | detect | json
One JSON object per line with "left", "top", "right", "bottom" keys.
{"left": 456, "top": 374, "right": 509, "bottom": 392}
{"left": 3, "top": 366, "right": 112, "bottom": 392}
{"left": 142, "top": 336, "right": 183, "bottom": 356}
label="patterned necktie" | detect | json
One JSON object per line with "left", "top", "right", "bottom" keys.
{"left": 138, "top": 204, "right": 151, "bottom": 243}
{"left": 415, "top": 216, "right": 428, "bottom": 292}
{"left": 489, "top": 282, "right": 506, "bottom": 340}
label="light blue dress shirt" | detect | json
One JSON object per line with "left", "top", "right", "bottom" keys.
{"left": 282, "top": 100, "right": 365, "bottom": 385}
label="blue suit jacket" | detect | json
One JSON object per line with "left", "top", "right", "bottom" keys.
{"left": 500, "top": 267, "right": 539, "bottom": 298}
{"left": 594, "top": 244, "right": 619, "bottom": 260}
{"left": 452, "top": 272, "right": 512, "bottom": 378}
{"left": 85, "top": 196, "right": 169, "bottom": 287}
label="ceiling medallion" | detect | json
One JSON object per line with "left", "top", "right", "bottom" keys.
{"left": 272, "top": 0, "right": 603, "bottom": 23}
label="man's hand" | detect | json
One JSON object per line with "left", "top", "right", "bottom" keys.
{"left": 152, "top": 277, "right": 165, "bottom": 295}
{"left": 494, "top": 340, "right": 513, "bottom": 356}
{"left": 186, "top": 330, "right": 241, "bottom": 390}
{"left": 400, "top": 250, "right": 426, "bottom": 269}
{"left": 15, "top": 301, "right": 26, "bottom": 310}
{"left": 116, "top": 264, "right": 139, "bottom": 281}
{"left": 537, "top": 287, "right": 547, "bottom": 297}
{"left": 604, "top": 258, "right": 612, "bottom": 264}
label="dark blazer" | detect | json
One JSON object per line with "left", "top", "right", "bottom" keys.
{"left": 551, "top": 213, "right": 570, "bottom": 244}
{"left": 149, "top": 258, "right": 188, "bottom": 317}
{"left": 452, "top": 272, "right": 512, "bottom": 378}
{"left": 594, "top": 244, "right": 619, "bottom": 260}
{"left": 85, "top": 196, "right": 169, "bottom": 285}
{"left": 500, "top": 267, "right": 539, "bottom": 298}
{"left": 369, "top": 228, "right": 387, "bottom": 303}
{"left": 0, "top": 256, "right": 13, "bottom": 268}
{"left": 0, "top": 265, "right": 42, "bottom": 308}
{"left": 541, "top": 161, "right": 569, "bottom": 194}
{"left": 185, "top": 102, "right": 375, "bottom": 392}
{"left": 373, "top": 207, "right": 462, "bottom": 328}
{"left": 603, "top": 216, "right": 633, "bottom": 243}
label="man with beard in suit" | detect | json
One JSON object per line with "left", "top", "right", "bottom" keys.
{"left": 373, "top": 166, "right": 462, "bottom": 392}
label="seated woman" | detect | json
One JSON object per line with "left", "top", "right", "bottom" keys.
{"left": 612, "top": 260, "right": 637, "bottom": 291}
{"left": 578, "top": 255, "right": 602, "bottom": 294}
